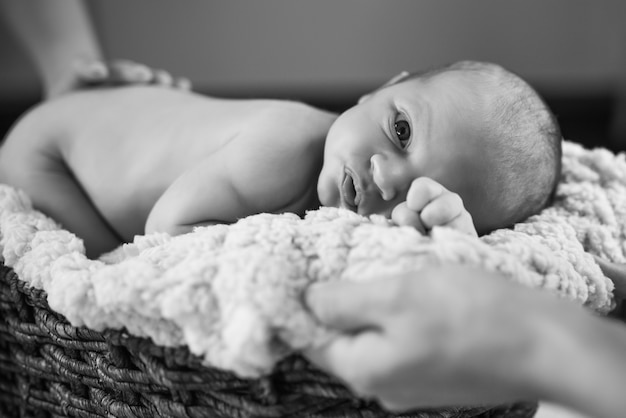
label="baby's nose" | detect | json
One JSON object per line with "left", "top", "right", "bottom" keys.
{"left": 370, "top": 154, "right": 409, "bottom": 202}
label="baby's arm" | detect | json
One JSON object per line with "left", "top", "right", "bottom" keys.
{"left": 146, "top": 158, "right": 247, "bottom": 235}
{"left": 144, "top": 145, "right": 296, "bottom": 236}
{"left": 391, "top": 177, "right": 477, "bottom": 236}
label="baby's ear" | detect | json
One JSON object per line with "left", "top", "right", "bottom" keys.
{"left": 357, "top": 71, "right": 410, "bottom": 104}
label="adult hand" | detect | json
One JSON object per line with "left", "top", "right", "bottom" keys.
{"left": 594, "top": 256, "right": 626, "bottom": 305}
{"left": 304, "top": 265, "right": 551, "bottom": 411}
{"left": 50, "top": 58, "right": 192, "bottom": 98}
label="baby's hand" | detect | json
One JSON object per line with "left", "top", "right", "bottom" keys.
{"left": 391, "top": 177, "right": 477, "bottom": 237}
{"left": 71, "top": 59, "right": 191, "bottom": 91}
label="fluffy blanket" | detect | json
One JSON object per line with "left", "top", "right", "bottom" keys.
{"left": 0, "top": 141, "right": 624, "bottom": 377}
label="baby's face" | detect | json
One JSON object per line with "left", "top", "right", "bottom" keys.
{"left": 318, "top": 72, "right": 494, "bottom": 220}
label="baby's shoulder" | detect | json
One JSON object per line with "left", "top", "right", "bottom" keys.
{"left": 225, "top": 103, "right": 333, "bottom": 212}
{"left": 245, "top": 100, "right": 335, "bottom": 150}
{"left": 1, "top": 97, "right": 69, "bottom": 156}
{"left": 250, "top": 99, "right": 335, "bottom": 131}
{"left": 240, "top": 102, "right": 332, "bottom": 163}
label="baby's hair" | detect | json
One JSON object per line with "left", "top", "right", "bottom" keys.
{"left": 406, "top": 61, "right": 563, "bottom": 231}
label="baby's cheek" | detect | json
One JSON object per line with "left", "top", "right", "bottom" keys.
{"left": 316, "top": 170, "right": 338, "bottom": 208}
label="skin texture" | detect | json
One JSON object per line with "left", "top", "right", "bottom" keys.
{"left": 318, "top": 72, "right": 493, "bottom": 234}
{"left": 4, "top": 58, "right": 626, "bottom": 417}
{"left": 72, "top": 59, "right": 192, "bottom": 92}
{"left": 0, "top": 72, "right": 510, "bottom": 257}
{"left": 304, "top": 265, "right": 626, "bottom": 418}
{"left": 0, "top": 87, "right": 332, "bottom": 257}
{"left": 0, "top": 0, "right": 103, "bottom": 98}
{"left": 0, "top": 1, "right": 188, "bottom": 98}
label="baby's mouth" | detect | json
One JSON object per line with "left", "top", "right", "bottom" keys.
{"left": 341, "top": 169, "right": 359, "bottom": 211}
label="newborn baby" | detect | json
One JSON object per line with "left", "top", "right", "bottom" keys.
{"left": 0, "top": 61, "right": 562, "bottom": 258}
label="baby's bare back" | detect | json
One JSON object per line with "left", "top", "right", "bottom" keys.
{"left": 2, "top": 86, "right": 332, "bottom": 242}
{"left": 59, "top": 88, "right": 248, "bottom": 233}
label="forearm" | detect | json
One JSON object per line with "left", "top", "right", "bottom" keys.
{"left": 0, "top": 0, "right": 103, "bottom": 96}
{"left": 145, "top": 212, "right": 223, "bottom": 236}
{"left": 518, "top": 294, "right": 626, "bottom": 418}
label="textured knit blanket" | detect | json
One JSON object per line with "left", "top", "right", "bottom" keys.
{"left": 0, "top": 141, "right": 624, "bottom": 377}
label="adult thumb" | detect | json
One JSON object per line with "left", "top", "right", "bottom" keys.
{"left": 305, "top": 280, "right": 385, "bottom": 332}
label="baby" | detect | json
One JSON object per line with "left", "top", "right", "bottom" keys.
{"left": 0, "top": 61, "right": 562, "bottom": 258}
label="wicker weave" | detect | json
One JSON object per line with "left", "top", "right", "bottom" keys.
{"left": 0, "top": 263, "right": 537, "bottom": 418}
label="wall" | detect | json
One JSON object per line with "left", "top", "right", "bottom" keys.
{"left": 1, "top": 0, "right": 624, "bottom": 101}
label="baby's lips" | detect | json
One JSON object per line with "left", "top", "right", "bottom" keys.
{"left": 341, "top": 170, "right": 357, "bottom": 211}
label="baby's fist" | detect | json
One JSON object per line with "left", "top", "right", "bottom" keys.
{"left": 391, "top": 177, "right": 477, "bottom": 237}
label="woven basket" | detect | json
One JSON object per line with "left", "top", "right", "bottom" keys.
{"left": 0, "top": 263, "right": 538, "bottom": 418}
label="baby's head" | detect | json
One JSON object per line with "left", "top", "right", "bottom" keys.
{"left": 317, "top": 60, "right": 562, "bottom": 234}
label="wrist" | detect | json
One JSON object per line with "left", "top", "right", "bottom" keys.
{"left": 42, "top": 51, "right": 104, "bottom": 97}
{"left": 519, "top": 294, "right": 626, "bottom": 418}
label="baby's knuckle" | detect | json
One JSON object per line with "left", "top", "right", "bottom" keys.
{"left": 391, "top": 201, "right": 407, "bottom": 213}
{"left": 411, "top": 177, "right": 429, "bottom": 187}
{"left": 409, "top": 177, "right": 432, "bottom": 193}
{"left": 425, "top": 177, "right": 446, "bottom": 190}
{"left": 447, "top": 192, "right": 463, "bottom": 207}
{"left": 394, "top": 210, "right": 415, "bottom": 227}
{"left": 417, "top": 176, "right": 435, "bottom": 186}
{"left": 418, "top": 209, "right": 435, "bottom": 225}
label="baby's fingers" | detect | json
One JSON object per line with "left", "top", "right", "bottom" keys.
{"left": 391, "top": 202, "right": 427, "bottom": 234}
{"left": 440, "top": 210, "right": 478, "bottom": 237}
{"left": 405, "top": 177, "right": 445, "bottom": 213}
{"left": 421, "top": 194, "right": 477, "bottom": 236}
{"left": 420, "top": 193, "right": 464, "bottom": 229}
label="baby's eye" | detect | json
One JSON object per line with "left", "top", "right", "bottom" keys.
{"left": 394, "top": 115, "right": 411, "bottom": 149}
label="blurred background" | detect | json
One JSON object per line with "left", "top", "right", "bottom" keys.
{"left": 1, "top": 0, "right": 625, "bottom": 151}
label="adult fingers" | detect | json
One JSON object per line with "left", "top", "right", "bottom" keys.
{"left": 305, "top": 279, "right": 395, "bottom": 331}
{"left": 152, "top": 69, "right": 174, "bottom": 86}
{"left": 107, "top": 60, "right": 153, "bottom": 84}
{"left": 74, "top": 60, "right": 108, "bottom": 82}
{"left": 594, "top": 256, "right": 626, "bottom": 300}
{"left": 304, "top": 331, "right": 392, "bottom": 397}
{"left": 174, "top": 76, "right": 193, "bottom": 91}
